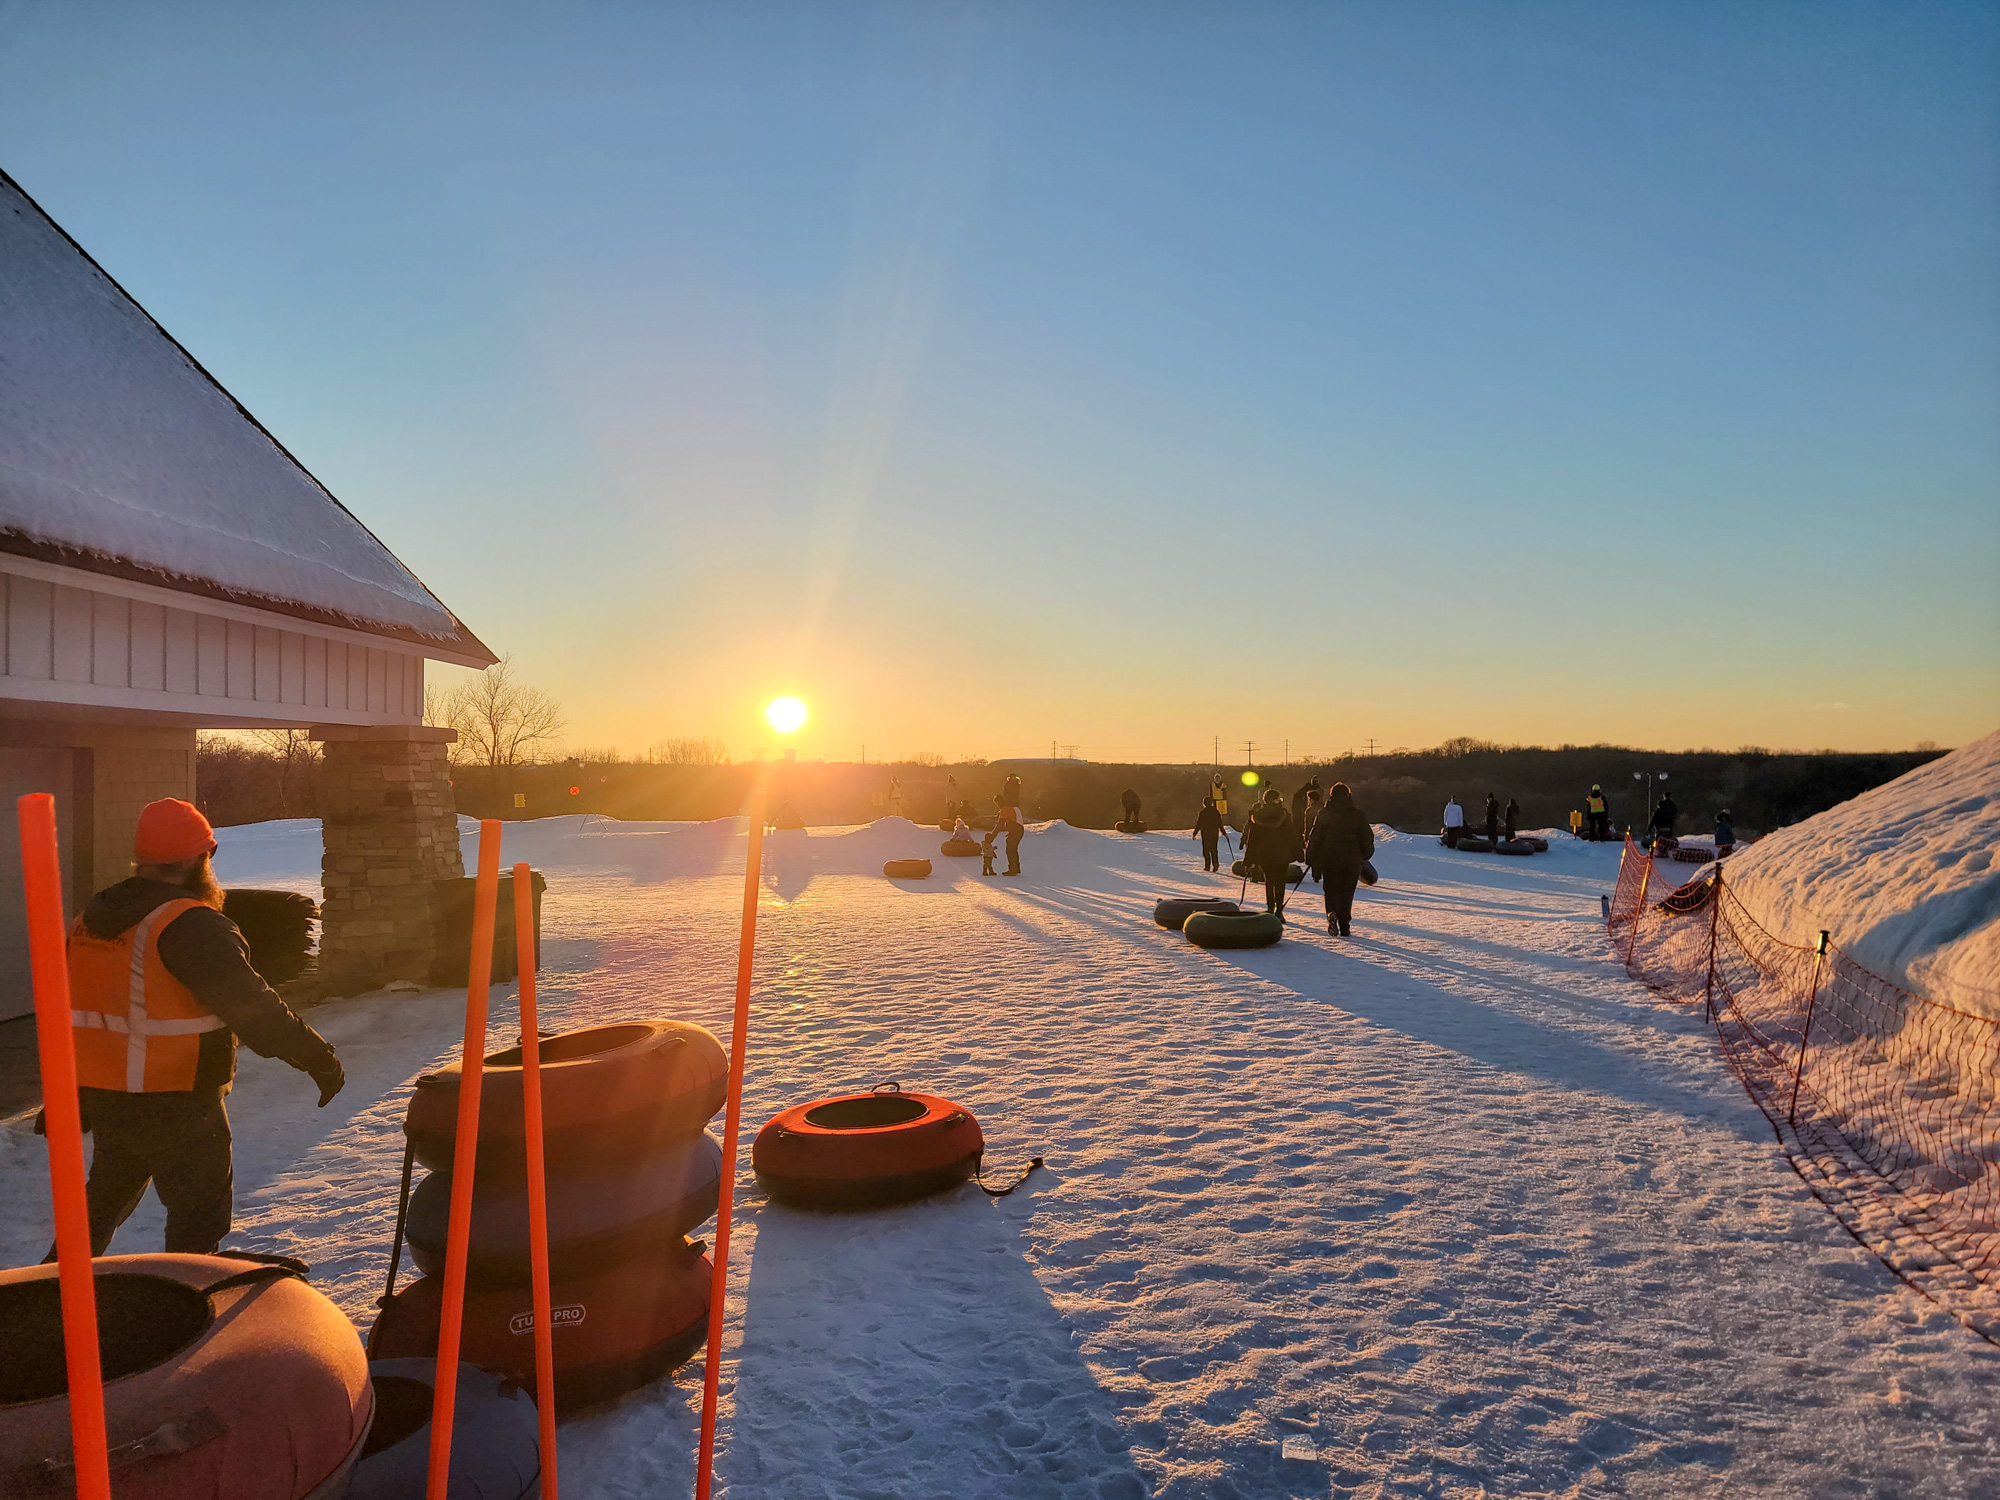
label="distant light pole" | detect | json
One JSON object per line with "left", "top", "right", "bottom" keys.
{"left": 1633, "top": 770, "right": 1670, "bottom": 832}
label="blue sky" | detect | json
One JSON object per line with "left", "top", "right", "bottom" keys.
{"left": 3, "top": 2, "right": 1994, "bottom": 758}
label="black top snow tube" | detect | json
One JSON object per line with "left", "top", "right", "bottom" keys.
{"left": 407, "top": 1132, "right": 723, "bottom": 1285}
{"left": 1184, "top": 910, "right": 1284, "bottom": 948}
{"left": 349, "top": 1359, "right": 540, "bottom": 1500}
{"left": 1152, "top": 897, "right": 1241, "bottom": 930}
{"left": 1495, "top": 839, "right": 1536, "bottom": 855}
{"left": 884, "top": 858, "right": 933, "bottom": 879}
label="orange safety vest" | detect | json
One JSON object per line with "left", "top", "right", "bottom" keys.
{"left": 69, "top": 898, "right": 226, "bottom": 1093}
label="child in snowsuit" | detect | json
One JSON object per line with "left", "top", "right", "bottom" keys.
{"left": 1194, "top": 797, "right": 1225, "bottom": 872}
{"left": 980, "top": 828, "right": 998, "bottom": 876}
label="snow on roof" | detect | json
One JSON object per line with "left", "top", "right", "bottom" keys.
{"left": 0, "top": 171, "right": 492, "bottom": 660}
{"left": 1722, "top": 730, "right": 2000, "bottom": 1019}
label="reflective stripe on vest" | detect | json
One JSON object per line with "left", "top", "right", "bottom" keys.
{"left": 69, "top": 900, "right": 226, "bottom": 1092}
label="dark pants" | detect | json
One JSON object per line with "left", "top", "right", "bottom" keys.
{"left": 1004, "top": 827, "right": 1022, "bottom": 873}
{"left": 1324, "top": 864, "right": 1361, "bottom": 931}
{"left": 1443, "top": 825, "right": 1461, "bottom": 847}
{"left": 1201, "top": 834, "right": 1220, "bottom": 871}
{"left": 74, "top": 1088, "right": 233, "bottom": 1255}
{"left": 1263, "top": 873, "right": 1288, "bottom": 913}
{"left": 1588, "top": 811, "right": 1609, "bottom": 840}
{"left": 1485, "top": 817, "right": 1498, "bottom": 842}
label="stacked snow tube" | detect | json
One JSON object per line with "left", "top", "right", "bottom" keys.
{"left": 1184, "top": 910, "right": 1284, "bottom": 949}
{"left": 349, "top": 1359, "right": 540, "bottom": 1500}
{"left": 883, "top": 858, "right": 932, "bottom": 879}
{"left": 940, "top": 837, "right": 981, "bottom": 857}
{"left": 754, "top": 1087, "right": 984, "bottom": 1210}
{"left": 222, "top": 888, "right": 318, "bottom": 986}
{"left": 0, "top": 1253, "right": 372, "bottom": 1498}
{"left": 1495, "top": 839, "right": 1536, "bottom": 856}
{"left": 1153, "top": 896, "right": 1240, "bottom": 930}
{"left": 1452, "top": 836, "right": 1495, "bottom": 853}
{"left": 378, "top": 1020, "right": 726, "bottom": 1413}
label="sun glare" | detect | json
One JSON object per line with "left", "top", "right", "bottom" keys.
{"left": 765, "top": 696, "right": 808, "bottom": 734}
{"left": 1241, "top": 771, "right": 1260, "bottom": 787}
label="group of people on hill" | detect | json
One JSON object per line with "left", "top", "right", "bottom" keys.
{"left": 1441, "top": 792, "right": 1522, "bottom": 848}
{"left": 1194, "top": 774, "right": 1374, "bottom": 936}
{"left": 1579, "top": 783, "right": 1735, "bottom": 853}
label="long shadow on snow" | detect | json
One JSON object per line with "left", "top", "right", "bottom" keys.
{"left": 727, "top": 1181, "right": 1151, "bottom": 1500}
{"left": 1200, "top": 939, "right": 1756, "bottom": 1133}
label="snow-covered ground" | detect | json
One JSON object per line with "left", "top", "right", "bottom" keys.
{"left": 4, "top": 815, "right": 1996, "bottom": 1498}
{"left": 1722, "top": 730, "right": 2000, "bottom": 1019}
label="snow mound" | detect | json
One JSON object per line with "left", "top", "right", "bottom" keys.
{"left": 1722, "top": 731, "right": 2000, "bottom": 1018}
{"left": 0, "top": 174, "right": 464, "bottom": 640}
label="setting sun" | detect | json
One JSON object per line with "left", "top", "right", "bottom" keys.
{"left": 764, "top": 696, "right": 808, "bottom": 735}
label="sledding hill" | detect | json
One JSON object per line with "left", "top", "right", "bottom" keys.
{"left": 1721, "top": 729, "right": 2000, "bottom": 1018}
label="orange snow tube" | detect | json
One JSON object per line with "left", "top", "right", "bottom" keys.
{"left": 405, "top": 1020, "right": 727, "bottom": 1177}
{"left": 753, "top": 1087, "right": 984, "bottom": 1209}
{"left": 369, "top": 1240, "right": 712, "bottom": 1415}
{"left": 0, "top": 1253, "right": 372, "bottom": 1499}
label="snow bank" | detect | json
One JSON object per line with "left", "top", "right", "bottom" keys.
{"left": 1721, "top": 731, "right": 2000, "bottom": 1018}
{"left": 0, "top": 175, "right": 461, "bottom": 639}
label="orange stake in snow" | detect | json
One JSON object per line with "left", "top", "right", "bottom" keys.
{"left": 428, "top": 820, "right": 504, "bottom": 1500}
{"left": 514, "top": 862, "right": 559, "bottom": 1500}
{"left": 695, "top": 799, "right": 767, "bottom": 1500}
{"left": 18, "top": 792, "right": 111, "bottom": 1500}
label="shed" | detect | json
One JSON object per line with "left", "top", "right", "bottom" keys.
{"left": 0, "top": 169, "right": 498, "bottom": 1009}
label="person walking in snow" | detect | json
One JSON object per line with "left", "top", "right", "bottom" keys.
{"left": 994, "top": 786, "right": 1025, "bottom": 876}
{"left": 1194, "top": 797, "right": 1226, "bottom": 872}
{"left": 1291, "top": 775, "right": 1319, "bottom": 828}
{"left": 1585, "top": 784, "right": 1610, "bottom": 840}
{"left": 58, "top": 800, "right": 344, "bottom": 1256}
{"left": 1242, "top": 787, "right": 1301, "bottom": 915}
{"left": 1301, "top": 785, "right": 1324, "bottom": 843}
{"left": 1503, "top": 798, "right": 1520, "bottom": 842}
{"left": 1306, "top": 782, "right": 1375, "bottom": 937}
{"left": 1650, "top": 793, "right": 1678, "bottom": 842}
{"left": 1442, "top": 796, "right": 1465, "bottom": 848}
{"left": 1483, "top": 793, "right": 1500, "bottom": 844}
{"left": 1120, "top": 788, "right": 1142, "bottom": 827}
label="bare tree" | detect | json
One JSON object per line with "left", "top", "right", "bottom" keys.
{"left": 442, "top": 656, "right": 566, "bottom": 767}
{"left": 647, "top": 737, "right": 730, "bottom": 765}
{"left": 245, "top": 728, "right": 321, "bottom": 818}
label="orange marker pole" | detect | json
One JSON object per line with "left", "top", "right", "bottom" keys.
{"left": 694, "top": 789, "right": 769, "bottom": 1500}
{"left": 514, "top": 863, "right": 558, "bottom": 1500}
{"left": 18, "top": 794, "right": 110, "bottom": 1500}
{"left": 428, "top": 820, "right": 503, "bottom": 1500}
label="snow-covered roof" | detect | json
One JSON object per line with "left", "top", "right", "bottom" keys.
{"left": 1723, "top": 729, "right": 2000, "bottom": 1019}
{"left": 0, "top": 171, "right": 493, "bottom": 663}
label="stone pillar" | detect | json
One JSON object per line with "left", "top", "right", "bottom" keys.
{"left": 312, "top": 724, "right": 462, "bottom": 997}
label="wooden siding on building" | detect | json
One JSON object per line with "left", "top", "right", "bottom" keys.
{"left": 0, "top": 569, "right": 425, "bottom": 727}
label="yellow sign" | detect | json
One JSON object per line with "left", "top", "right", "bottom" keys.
{"left": 513, "top": 793, "right": 527, "bottom": 809}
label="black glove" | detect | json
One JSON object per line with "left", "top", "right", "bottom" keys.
{"left": 301, "top": 1048, "right": 345, "bottom": 1108}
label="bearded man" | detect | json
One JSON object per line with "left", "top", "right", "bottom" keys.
{"left": 60, "top": 798, "right": 344, "bottom": 1255}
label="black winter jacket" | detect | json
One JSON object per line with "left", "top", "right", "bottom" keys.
{"left": 78, "top": 878, "right": 336, "bottom": 1095}
{"left": 1305, "top": 799, "right": 1375, "bottom": 875}
{"left": 1193, "top": 806, "right": 1224, "bottom": 840}
{"left": 1242, "top": 804, "right": 1300, "bottom": 875}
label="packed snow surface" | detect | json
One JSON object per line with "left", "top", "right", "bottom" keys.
{"left": 1723, "top": 730, "right": 2000, "bottom": 1019}
{"left": 0, "top": 176, "right": 460, "bottom": 639}
{"left": 4, "top": 814, "right": 1996, "bottom": 1497}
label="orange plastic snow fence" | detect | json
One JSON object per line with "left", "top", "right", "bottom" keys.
{"left": 429, "top": 820, "right": 503, "bottom": 1500}
{"left": 515, "top": 861, "right": 559, "bottom": 1500}
{"left": 17, "top": 793, "right": 111, "bottom": 1500}
{"left": 695, "top": 803, "right": 767, "bottom": 1500}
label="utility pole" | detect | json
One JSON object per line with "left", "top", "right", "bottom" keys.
{"left": 1364, "top": 738, "right": 1378, "bottom": 757}
{"left": 1242, "top": 740, "right": 1256, "bottom": 768}
{"left": 1212, "top": 735, "right": 1219, "bottom": 768}
{"left": 1284, "top": 739, "right": 1289, "bottom": 768}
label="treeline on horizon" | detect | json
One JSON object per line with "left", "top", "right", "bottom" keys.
{"left": 197, "top": 734, "right": 1947, "bottom": 839}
